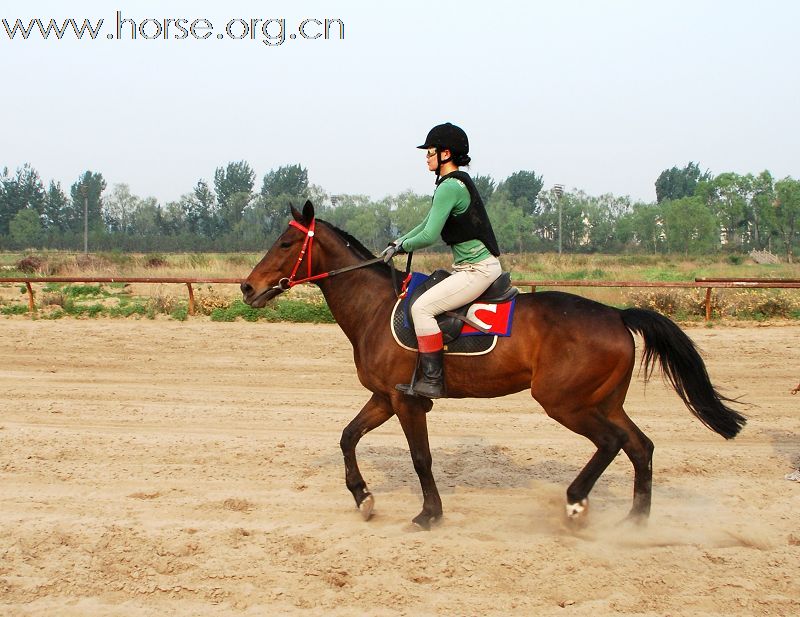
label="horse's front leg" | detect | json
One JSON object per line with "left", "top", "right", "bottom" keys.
{"left": 340, "top": 393, "right": 394, "bottom": 520}
{"left": 394, "top": 394, "right": 441, "bottom": 529}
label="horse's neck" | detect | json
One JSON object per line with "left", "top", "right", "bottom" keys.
{"left": 315, "top": 244, "right": 396, "bottom": 345}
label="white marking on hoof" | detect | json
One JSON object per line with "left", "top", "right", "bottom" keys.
{"left": 359, "top": 494, "right": 374, "bottom": 521}
{"left": 565, "top": 498, "right": 589, "bottom": 519}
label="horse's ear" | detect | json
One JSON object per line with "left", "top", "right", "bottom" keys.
{"left": 302, "top": 200, "right": 315, "bottom": 224}
{"left": 290, "top": 204, "right": 303, "bottom": 223}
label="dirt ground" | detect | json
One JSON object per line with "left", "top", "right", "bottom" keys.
{"left": 1, "top": 318, "right": 799, "bottom": 616}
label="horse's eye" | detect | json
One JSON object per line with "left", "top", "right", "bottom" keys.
{"left": 280, "top": 241, "right": 292, "bottom": 249}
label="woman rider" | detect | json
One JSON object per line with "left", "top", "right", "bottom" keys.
{"left": 382, "top": 122, "right": 502, "bottom": 399}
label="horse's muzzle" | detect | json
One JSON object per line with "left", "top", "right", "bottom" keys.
{"left": 241, "top": 281, "right": 284, "bottom": 308}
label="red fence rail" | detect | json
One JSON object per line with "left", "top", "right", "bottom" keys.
{"left": 2, "top": 277, "right": 799, "bottom": 320}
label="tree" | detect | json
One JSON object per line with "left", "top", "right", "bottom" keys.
{"left": 617, "top": 203, "right": 663, "bottom": 254}
{"left": 499, "top": 170, "right": 544, "bottom": 217}
{"left": 487, "top": 192, "right": 535, "bottom": 253}
{"left": 9, "top": 208, "right": 43, "bottom": 247}
{"left": 41, "top": 181, "right": 70, "bottom": 231}
{"left": 701, "top": 172, "right": 750, "bottom": 247}
{"left": 103, "top": 184, "right": 140, "bottom": 233}
{"left": 261, "top": 164, "right": 309, "bottom": 200}
{"left": 127, "top": 197, "right": 162, "bottom": 237}
{"left": 661, "top": 197, "right": 718, "bottom": 254}
{"left": 214, "top": 161, "right": 255, "bottom": 231}
{"left": 584, "top": 193, "right": 633, "bottom": 252}
{"left": 655, "top": 162, "right": 710, "bottom": 203}
{"left": 69, "top": 171, "right": 106, "bottom": 233}
{"left": 750, "top": 171, "right": 777, "bottom": 251}
{"left": 186, "top": 179, "right": 218, "bottom": 237}
{"left": 472, "top": 174, "right": 496, "bottom": 205}
{"left": 774, "top": 177, "right": 800, "bottom": 262}
{"left": 0, "top": 164, "right": 45, "bottom": 235}
{"left": 387, "top": 191, "right": 431, "bottom": 240}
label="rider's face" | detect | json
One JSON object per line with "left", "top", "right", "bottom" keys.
{"left": 426, "top": 148, "right": 450, "bottom": 172}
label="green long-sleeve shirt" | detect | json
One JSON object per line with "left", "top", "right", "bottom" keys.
{"left": 398, "top": 178, "right": 491, "bottom": 264}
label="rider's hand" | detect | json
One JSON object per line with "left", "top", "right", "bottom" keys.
{"left": 381, "top": 242, "right": 402, "bottom": 262}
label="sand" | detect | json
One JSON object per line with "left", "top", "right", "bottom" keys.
{"left": 1, "top": 318, "right": 799, "bottom": 616}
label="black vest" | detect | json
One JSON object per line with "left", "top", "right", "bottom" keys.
{"left": 438, "top": 171, "right": 501, "bottom": 257}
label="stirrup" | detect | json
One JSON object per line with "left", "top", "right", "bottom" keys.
{"left": 396, "top": 356, "right": 422, "bottom": 396}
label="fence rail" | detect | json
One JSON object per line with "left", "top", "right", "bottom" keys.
{"left": 0, "top": 277, "right": 241, "bottom": 316}
{"left": 2, "top": 277, "right": 800, "bottom": 320}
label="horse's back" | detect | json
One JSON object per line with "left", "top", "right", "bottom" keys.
{"left": 518, "top": 290, "right": 630, "bottom": 333}
{"left": 511, "top": 290, "right": 636, "bottom": 404}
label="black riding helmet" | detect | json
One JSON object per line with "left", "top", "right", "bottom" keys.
{"left": 417, "top": 122, "right": 469, "bottom": 156}
{"left": 418, "top": 122, "right": 470, "bottom": 181}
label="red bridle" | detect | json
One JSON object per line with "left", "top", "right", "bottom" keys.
{"left": 274, "top": 217, "right": 413, "bottom": 296}
{"left": 276, "top": 218, "right": 331, "bottom": 290}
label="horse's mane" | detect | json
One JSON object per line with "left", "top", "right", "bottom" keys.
{"left": 316, "top": 219, "right": 398, "bottom": 279}
{"left": 317, "top": 219, "right": 376, "bottom": 259}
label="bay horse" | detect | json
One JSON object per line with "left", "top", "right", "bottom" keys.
{"left": 241, "top": 201, "right": 745, "bottom": 529}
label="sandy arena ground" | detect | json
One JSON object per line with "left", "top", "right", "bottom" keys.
{"left": 1, "top": 318, "right": 799, "bottom": 616}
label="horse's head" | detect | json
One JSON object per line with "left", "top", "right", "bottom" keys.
{"left": 241, "top": 200, "right": 319, "bottom": 308}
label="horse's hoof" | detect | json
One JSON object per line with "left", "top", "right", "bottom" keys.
{"left": 411, "top": 512, "right": 441, "bottom": 531}
{"left": 565, "top": 498, "right": 589, "bottom": 525}
{"left": 358, "top": 493, "right": 374, "bottom": 521}
{"left": 622, "top": 511, "right": 649, "bottom": 527}
{"left": 411, "top": 515, "right": 430, "bottom": 530}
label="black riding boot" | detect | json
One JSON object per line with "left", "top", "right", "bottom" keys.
{"left": 396, "top": 350, "right": 446, "bottom": 399}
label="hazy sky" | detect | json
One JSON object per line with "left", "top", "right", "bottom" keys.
{"left": 3, "top": 0, "right": 799, "bottom": 205}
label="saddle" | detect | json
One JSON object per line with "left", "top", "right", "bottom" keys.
{"left": 404, "top": 270, "right": 518, "bottom": 344}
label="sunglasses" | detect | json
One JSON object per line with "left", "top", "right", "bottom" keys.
{"left": 426, "top": 150, "right": 438, "bottom": 159}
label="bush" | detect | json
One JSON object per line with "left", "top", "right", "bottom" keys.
{"left": 145, "top": 255, "right": 168, "bottom": 268}
{"left": 170, "top": 306, "right": 189, "bottom": 321}
{"left": 16, "top": 256, "right": 43, "bottom": 273}
{"left": 0, "top": 304, "right": 29, "bottom": 315}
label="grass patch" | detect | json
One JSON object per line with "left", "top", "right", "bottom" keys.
{"left": 210, "top": 299, "right": 335, "bottom": 323}
{"left": 0, "top": 304, "right": 29, "bottom": 315}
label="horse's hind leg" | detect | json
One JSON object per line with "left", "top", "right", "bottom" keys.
{"left": 610, "top": 408, "right": 654, "bottom": 522}
{"left": 545, "top": 406, "right": 629, "bottom": 522}
{"left": 340, "top": 393, "right": 394, "bottom": 520}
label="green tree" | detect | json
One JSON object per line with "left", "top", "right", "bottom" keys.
{"left": 41, "top": 181, "right": 70, "bottom": 231}
{"left": 774, "top": 177, "right": 800, "bottom": 262}
{"left": 103, "top": 184, "right": 140, "bottom": 233}
{"left": 472, "top": 174, "right": 496, "bottom": 205}
{"left": 499, "top": 170, "right": 544, "bottom": 216}
{"left": 750, "top": 171, "right": 777, "bottom": 251}
{"left": 584, "top": 193, "right": 633, "bottom": 252}
{"left": 127, "top": 197, "right": 162, "bottom": 237}
{"left": 387, "top": 190, "right": 431, "bottom": 240}
{"left": 0, "top": 164, "right": 45, "bottom": 235}
{"left": 486, "top": 192, "right": 535, "bottom": 253}
{"left": 214, "top": 161, "right": 255, "bottom": 231}
{"left": 9, "top": 208, "right": 43, "bottom": 247}
{"left": 662, "top": 197, "right": 718, "bottom": 254}
{"left": 699, "top": 172, "right": 767, "bottom": 248}
{"left": 261, "top": 164, "right": 309, "bottom": 200}
{"left": 655, "top": 162, "right": 710, "bottom": 203}
{"left": 69, "top": 171, "right": 107, "bottom": 233}
{"left": 617, "top": 203, "right": 663, "bottom": 254}
{"left": 186, "top": 179, "right": 218, "bottom": 237}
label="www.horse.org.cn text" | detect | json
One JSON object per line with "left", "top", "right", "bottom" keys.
{"left": 1, "top": 11, "right": 346, "bottom": 47}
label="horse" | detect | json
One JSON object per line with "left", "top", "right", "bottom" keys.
{"left": 241, "top": 201, "right": 746, "bottom": 529}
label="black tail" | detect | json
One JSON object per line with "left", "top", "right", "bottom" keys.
{"left": 621, "top": 307, "right": 746, "bottom": 439}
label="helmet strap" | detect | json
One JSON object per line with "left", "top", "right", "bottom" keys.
{"left": 434, "top": 149, "right": 455, "bottom": 183}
